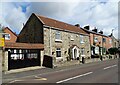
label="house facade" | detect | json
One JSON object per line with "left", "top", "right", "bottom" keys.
{"left": 83, "top": 26, "right": 113, "bottom": 56}
{"left": 109, "top": 34, "right": 119, "bottom": 48}
{"left": 17, "top": 13, "right": 91, "bottom": 64}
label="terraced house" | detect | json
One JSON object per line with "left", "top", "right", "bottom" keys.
{"left": 17, "top": 13, "right": 91, "bottom": 65}
{"left": 83, "top": 26, "right": 113, "bottom": 57}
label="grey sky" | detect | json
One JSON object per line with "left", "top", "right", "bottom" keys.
{"left": 0, "top": 0, "right": 119, "bottom": 38}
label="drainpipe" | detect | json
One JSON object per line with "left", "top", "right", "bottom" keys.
{"left": 49, "top": 27, "right": 55, "bottom": 68}
{"left": 49, "top": 27, "right": 52, "bottom": 56}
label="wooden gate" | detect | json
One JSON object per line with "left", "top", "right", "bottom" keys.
{"left": 8, "top": 49, "right": 40, "bottom": 70}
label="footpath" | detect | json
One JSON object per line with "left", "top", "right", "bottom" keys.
{"left": 2, "top": 57, "right": 115, "bottom": 83}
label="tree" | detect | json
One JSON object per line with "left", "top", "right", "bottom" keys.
{"left": 108, "top": 47, "right": 118, "bottom": 55}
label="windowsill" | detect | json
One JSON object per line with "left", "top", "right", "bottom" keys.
{"left": 56, "top": 57, "right": 63, "bottom": 59}
{"left": 94, "top": 41, "right": 98, "bottom": 43}
{"left": 55, "top": 39, "right": 62, "bottom": 42}
{"left": 71, "top": 39, "right": 74, "bottom": 41}
{"left": 80, "top": 42, "right": 85, "bottom": 44}
{"left": 81, "top": 55, "right": 85, "bottom": 57}
{"left": 5, "top": 39, "right": 10, "bottom": 40}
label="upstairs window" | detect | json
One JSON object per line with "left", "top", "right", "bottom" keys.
{"left": 94, "top": 37, "right": 98, "bottom": 42}
{"left": 80, "top": 35, "right": 84, "bottom": 43}
{"left": 55, "top": 30, "right": 61, "bottom": 40}
{"left": 70, "top": 35, "right": 74, "bottom": 41}
{"left": 109, "top": 39, "right": 112, "bottom": 44}
{"left": 4, "top": 34, "right": 10, "bottom": 40}
{"left": 103, "top": 38, "right": 106, "bottom": 42}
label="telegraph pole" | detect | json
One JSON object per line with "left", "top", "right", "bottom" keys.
{"left": 0, "top": 31, "right": 2, "bottom": 85}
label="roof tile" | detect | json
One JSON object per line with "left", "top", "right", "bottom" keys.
{"left": 37, "top": 15, "right": 88, "bottom": 35}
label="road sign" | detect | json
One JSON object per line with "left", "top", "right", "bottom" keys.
{"left": 0, "top": 38, "right": 4, "bottom": 47}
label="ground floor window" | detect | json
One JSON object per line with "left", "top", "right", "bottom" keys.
{"left": 56, "top": 48, "right": 61, "bottom": 57}
{"left": 81, "top": 48, "right": 85, "bottom": 55}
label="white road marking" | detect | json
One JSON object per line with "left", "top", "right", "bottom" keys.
{"left": 9, "top": 80, "right": 23, "bottom": 83}
{"left": 103, "top": 65, "right": 117, "bottom": 70}
{"left": 56, "top": 72, "right": 93, "bottom": 83}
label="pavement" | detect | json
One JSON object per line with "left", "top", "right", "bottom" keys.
{"left": 2, "top": 58, "right": 119, "bottom": 84}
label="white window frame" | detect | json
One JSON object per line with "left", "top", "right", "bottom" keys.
{"left": 80, "top": 35, "right": 84, "bottom": 44}
{"left": 109, "top": 39, "right": 112, "bottom": 44}
{"left": 56, "top": 48, "right": 61, "bottom": 58}
{"left": 55, "top": 30, "right": 62, "bottom": 41}
{"left": 94, "top": 37, "right": 98, "bottom": 42}
{"left": 70, "top": 35, "right": 74, "bottom": 41}
{"left": 5, "top": 34, "right": 10, "bottom": 40}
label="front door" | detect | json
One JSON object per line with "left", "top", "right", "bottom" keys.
{"left": 74, "top": 49, "right": 77, "bottom": 59}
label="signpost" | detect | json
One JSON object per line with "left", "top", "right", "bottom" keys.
{"left": 0, "top": 38, "right": 4, "bottom": 47}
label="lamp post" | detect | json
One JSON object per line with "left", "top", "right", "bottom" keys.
{"left": 112, "top": 28, "right": 116, "bottom": 36}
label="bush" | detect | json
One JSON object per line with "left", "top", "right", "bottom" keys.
{"left": 108, "top": 47, "right": 118, "bottom": 55}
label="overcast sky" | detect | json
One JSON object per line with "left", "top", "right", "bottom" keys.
{"left": 0, "top": 0, "right": 119, "bottom": 39}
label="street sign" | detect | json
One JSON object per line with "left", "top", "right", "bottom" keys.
{"left": 0, "top": 38, "right": 4, "bottom": 47}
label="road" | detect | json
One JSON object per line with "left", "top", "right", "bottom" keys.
{"left": 3, "top": 59, "right": 119, "bottom": 84}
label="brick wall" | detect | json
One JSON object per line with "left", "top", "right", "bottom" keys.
{"left": 3, "top": 28, "right": 17, "bottom": 43}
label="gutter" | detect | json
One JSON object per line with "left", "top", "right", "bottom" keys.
{"left": 43, "top": 25, "right": 89, "bottom": 36}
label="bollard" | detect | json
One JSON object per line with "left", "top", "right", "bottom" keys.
{"left": 82, "top": 57, "right": 85, "bottom": 64}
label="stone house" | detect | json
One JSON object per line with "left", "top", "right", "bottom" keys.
{"left": 83, "top": 26, "right": 113, "bottom": 56}
{"left": 17, "top": 13, "right": 91, "bottom": 64}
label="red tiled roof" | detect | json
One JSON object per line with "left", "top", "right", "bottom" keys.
{"left": 4, "top": 42, "right": 44, "bottom": 50}
{"left": 36, "top": 14, "right": 88, "bottom": 35}
{"left": 3, "top": 27, "right": 18, "bottom": 37}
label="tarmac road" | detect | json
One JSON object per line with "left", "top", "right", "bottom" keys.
{"left": 2, "top": 59, "right": 119, "bottom": 84}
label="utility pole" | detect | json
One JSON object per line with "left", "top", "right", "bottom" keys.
{"left": 0, "top": 32, "right": 2, "bottom": 85}
{"left": 112, "top": 28, "right": 116, "bottom": 36}
{"left": 112, "top": 29, "right": 114, "bottom": 36}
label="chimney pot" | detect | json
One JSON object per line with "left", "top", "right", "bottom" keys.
{"left": 75, "top": 24, "right": 80, "bottom": 27}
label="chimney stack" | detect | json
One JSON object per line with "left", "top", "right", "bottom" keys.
{"left": 99, "top": 30, "right": 103, "bottom": 34}
{"left": 75, "top": 24, "right": 80, "bottom": 27}
{"left": 84, "top": 26, "right": 90, "bottom": 30}
{"left": 92, "top": 28, "right": 97, "bottom": 33}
